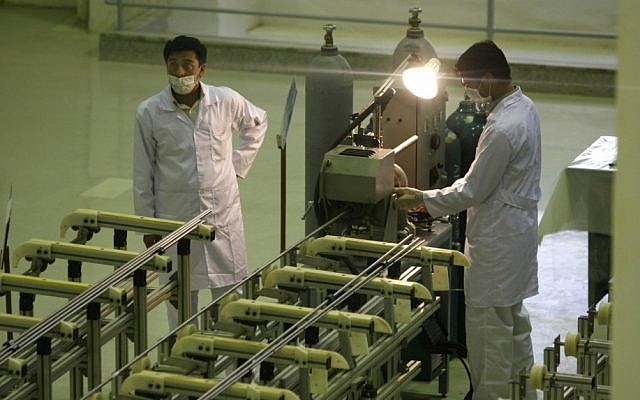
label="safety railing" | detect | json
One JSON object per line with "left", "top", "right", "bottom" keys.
{"left": 105, "top": 0, "right": 616, "bottom": 41}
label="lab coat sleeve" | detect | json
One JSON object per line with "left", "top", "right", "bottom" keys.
{"left": 423, "top": 127, "right": 512, "bottom": 217}
{"left": 132, "top": 105, "right": 157, "bottom": 218}
{"left": 230, "top": 93, "right": 267, "bottom": 179}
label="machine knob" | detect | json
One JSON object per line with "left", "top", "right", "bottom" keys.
{"left": 430, "top": 133, "right": 441, "bottom": 150}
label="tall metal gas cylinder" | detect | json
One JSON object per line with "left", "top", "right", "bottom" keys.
{"left": 305, "top": 24, "right": 353, "bottom": 235}
{"left": 444, "top": 97, "right": 477, "bottom": 186}
{"left": 381, "top": 7, "right": 447, "bottom": 190}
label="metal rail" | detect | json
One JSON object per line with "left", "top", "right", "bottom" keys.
{"left": 82, "top": 210, "right": 347, "bottom": 399}
{"left": 0, "top": 209, "right": 211, "bottom": 366}
{"left": 105, "top": 0, "right": 616, "bottom": 41}
{"left": 199, "top": 234, "right": 426, "bottom": 399}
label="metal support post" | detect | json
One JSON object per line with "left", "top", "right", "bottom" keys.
{"left": 133, "top": 269, "right": 148, "bottom": 354}
{"left": 86, "top": 302, "right": 102, "bottom": 390}
{"left": 486, "top": 0, "right": 495, "bottom": 40}
{"left": 36, "top": 337, "right": 52, "bottom": 400}
{"left": 177, "top": 238, "right": 191, "bottom": 324}
{"left": 18, "top": 292, "right": 34, "bottom": 317}
{"left": 113, "top": 229, "right": 129, "bottom": 379}
{"left": 298, "top": 367, "right": 311, "bottom": 400}
{"left": 67, "top": 260, "right": 82, "bottom": 282}
{"left": 70, "top": 367, "right": 84, "bottom": 400}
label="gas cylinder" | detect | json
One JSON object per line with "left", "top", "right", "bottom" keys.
{"left": 459, "top": 111, "right": 486, "bottom": 175}
{"left": 384, "top": 7, "right": 446, "bottom": 190}
{"left": 305, "top": 24, "right": 353, "bottom": 234}
{"left": 445, "top": 97, "right": 477, "bottom": 138}
{"left": 444, "top": 97, "right": 477, "bottom": 185}
{"left": 391, "top": 6, "right": 437, "bottom": 68}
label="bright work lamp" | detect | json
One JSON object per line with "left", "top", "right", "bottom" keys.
{"left": 402, "top": 58, "right": 441, "bottom": 99}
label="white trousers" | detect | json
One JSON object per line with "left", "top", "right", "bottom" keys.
{"left": 165, "top": 286, "right": 236, "bottom": 330}
{"left": 466, "top": 301, "right": 536, "bottom": 400}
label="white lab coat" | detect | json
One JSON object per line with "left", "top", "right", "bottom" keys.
{"left": 424, "top": 87, "right": 540, "bottom": 400}
{"left": 133, "top": 83, "right": 267, "bottom": 290}
{"left": 423, "top": 87, "right": 540, "bottom": 307}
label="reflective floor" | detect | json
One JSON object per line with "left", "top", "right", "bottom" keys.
{"left": 0, "top": 5, "right": 616, "bottom": 399}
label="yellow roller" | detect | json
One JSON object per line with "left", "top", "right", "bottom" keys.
{"left": 12, "top": 239, "right": 171, "bottom": 272}
{"left": 0, "top": 314, "right": 78, "bottom": 341}
{"left": 171, "top": 333, "right": 350, "bottom": 370}
{"left": 171, "top": 334, "right": 349, "bottom": 395}
{"left": 528, "top": 364, "right": 547, "bottom": 390}
{"left": 219, "top": 298, "right": 392, "bottom": 335}
{"left": 120, "top": 370, "right": 300, "bottom": 400}
{"left": 597, "top": 302, "right": 612, "bottom": 326}
{"left": 60, "top": 209, "right": 215, "bottom": 241}
{"left": 262, "top": 265, "right": 432, "bottom": 301}
{"left": 564, "top": 332, "right": 581, "bottom": 357}
{"left": 0, "top": 273, "right": 127, "bottom": 305}
{"left": 299, "top": 235, "right": 469, "bottom": 268}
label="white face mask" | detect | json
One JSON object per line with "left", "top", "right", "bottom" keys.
{"left": 168, "top": 74, "right": 198, "bottom": 95}
{"left": 465, "top": 86, "right": 492, "bottom": 107}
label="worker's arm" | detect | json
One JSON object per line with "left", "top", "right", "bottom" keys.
{"left": 229, "top": 89, "right": 267, "bottom": 179}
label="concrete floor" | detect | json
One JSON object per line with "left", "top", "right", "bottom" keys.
{"left": 0, "top": 5, "right": 615, "bottom": 399}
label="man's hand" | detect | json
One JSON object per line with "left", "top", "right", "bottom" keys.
{"left": 394, "top": 187, "right": 425, "bottom": 210}
{"left": 143, "top": 234, "right": 162, "bottom": 248}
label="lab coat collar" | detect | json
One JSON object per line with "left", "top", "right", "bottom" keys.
{"left": 158, "top": 86, "right": 178, "bottom": 112}
{"left": 199, "top": 82, "right": 219, "bottom": 107}
{"left": 487, "top": 86, "right": 522, "bottom": 115}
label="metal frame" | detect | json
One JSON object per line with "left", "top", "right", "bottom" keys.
{"left": 105, "top": 0, "right": 616, "bottom": 41}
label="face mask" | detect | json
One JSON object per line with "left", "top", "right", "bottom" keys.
{"left": 168, "top": 74, "right": 197, "bottom": 95}
{"left": 465, "top": 86, "right": 492, "bottom": 107}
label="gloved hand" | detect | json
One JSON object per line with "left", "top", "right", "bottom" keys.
{"left": 394, "top": 187, "right": 425, "bottom": 210}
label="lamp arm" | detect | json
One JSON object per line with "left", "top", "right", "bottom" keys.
{"left": 330, "top": 87, "right": 396, "bottom": 150}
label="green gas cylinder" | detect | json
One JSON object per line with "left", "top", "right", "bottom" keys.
{"left": 459, "top": 111, "right": 487, "bottom": 175}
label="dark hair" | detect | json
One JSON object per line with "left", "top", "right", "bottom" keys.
{"left": 163, "top": 35, "right": 207, "bottom": 64}
{"left": 455, "top": 40, "right": 511, "bottom": 81}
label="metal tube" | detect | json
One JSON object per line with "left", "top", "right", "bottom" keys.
{"left": 551, "top": 372, "right": 595, "bottom": 388}
{"left": 133, "top": 269, "right": 148, "bottom": 354}
{"left": 113, "top": 229, "right": 128, "bottom": 388}
{"left": 393, "top": 135, "right": 419, "bottom": 155}
{"left": 487, "top": 0, "right": 495, "bottom": 40}
{"left": 116, "top": 0, "right": 124, "bottom": 31}
{"left": 177, "top": 239, "right": 191, "bottom": 324}
{"left": 70, "top": 368, "right": 83, "bottom": 399}
{"left": 36, "top": 337, "right": 52, "bottom": 400}
{"left": 86, "top": 302, "right": 102, "bottom": 390}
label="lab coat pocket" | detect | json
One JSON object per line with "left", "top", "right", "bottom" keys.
{"left": 155, "top": 190, "right": 200, "bottom": 221}
{"left": 208, "top": 123, "right": 231, "bottom": 161}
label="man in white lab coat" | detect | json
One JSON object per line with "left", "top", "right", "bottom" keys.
{"left": 133, "top": 35, "right": 267, "bottom": 328}
{"left": 395, "top": 41, "right": 540, "bottom": 400}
